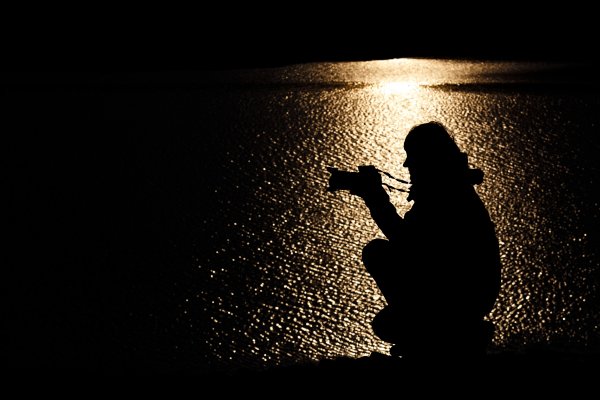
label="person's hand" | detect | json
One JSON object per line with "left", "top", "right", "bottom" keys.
{"left": 350, "top": 165, "right": 383, "bottom": 198}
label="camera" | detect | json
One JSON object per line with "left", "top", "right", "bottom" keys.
{"left": 326, "top": 166, "right": 362, "bottom": 192}
{"left": 327, "top": 165, "right": 409, "bottom": 194}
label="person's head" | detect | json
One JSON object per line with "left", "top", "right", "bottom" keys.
{"left": 403, "top": 122, "right": 482, "bottom": 187}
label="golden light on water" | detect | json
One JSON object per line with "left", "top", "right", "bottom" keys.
{"left": 194, "top": 59, "right": 598, "bottom": 367}
{"left": 374, "top": 81, "right": 421, "bottom": 95}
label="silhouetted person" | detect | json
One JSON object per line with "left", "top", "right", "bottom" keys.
{"left": 330, "top": 122, "right": 501, "bottom": 359}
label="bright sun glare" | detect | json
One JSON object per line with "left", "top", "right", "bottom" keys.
{"left": 376, "top": 81, "right": 420, "bottom": 95}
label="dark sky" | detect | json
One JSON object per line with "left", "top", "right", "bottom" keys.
{"left": 3, "top": 8, "right": 597, "bottom": 73}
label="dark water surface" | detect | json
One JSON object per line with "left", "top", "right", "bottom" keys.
{"left": 8, "top": 59, "right": 599, "bottom": 372}
{"left": 111, "top": 59, "right": 599, "bottom": 371}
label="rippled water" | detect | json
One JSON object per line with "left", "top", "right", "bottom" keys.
{"left": 111, "top": 59, "right": 600, "bottom": 370}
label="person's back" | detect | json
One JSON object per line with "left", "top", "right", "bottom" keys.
{"left": 402, "top": 182, "right": 500, "bottom": 320}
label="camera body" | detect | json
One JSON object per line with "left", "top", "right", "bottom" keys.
{"left": 326, "top": 167, "right": 362, "bottom": 192}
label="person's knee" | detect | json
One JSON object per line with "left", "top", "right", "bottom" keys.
{"left": 362, "top": 239, "right": 390, "bottom": 272}
{"left": 371, "top": 306, "right": 402, "bottom": 343}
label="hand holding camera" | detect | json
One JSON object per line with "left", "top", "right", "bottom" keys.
{"left": 326, "top": 165, "right": 383, "bottom": 198}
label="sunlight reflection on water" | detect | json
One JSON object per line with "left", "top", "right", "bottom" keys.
{"left": 186, "top": 59, "right": 599, "bottom": 369}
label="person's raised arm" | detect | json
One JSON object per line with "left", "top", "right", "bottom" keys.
{"left": 351, "top": 166, "right": 405, "bottom": 242}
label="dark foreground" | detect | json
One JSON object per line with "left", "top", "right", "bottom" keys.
{"left": 200, "top": 350, "right": 600, "bottom": 389}
{"left": 196, "top": 351, "right": 599, "bottom": 395}
{"left": 5, "top": 350, "right": 598, "bottom": 397}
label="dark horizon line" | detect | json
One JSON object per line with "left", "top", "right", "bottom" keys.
{"left": 2, "top": 44, "right": 598, "bottom": 74}
{"left": 0, "top": 52, "right": 598, "bottom": 75}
